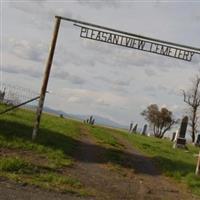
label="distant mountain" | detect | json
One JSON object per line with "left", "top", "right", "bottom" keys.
{"left": 43, "top": 106, "right": 127, "bottom": 129}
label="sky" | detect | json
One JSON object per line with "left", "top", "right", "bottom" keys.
{"left": 1, "top": 0, "right": 200, "bottom": 129}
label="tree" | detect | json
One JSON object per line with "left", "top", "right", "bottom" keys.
{"left": 141, "top": 104, "right": 176, "bottom": 138}
{"left": 182, "top": 74, "right": 200, "bottom": 143}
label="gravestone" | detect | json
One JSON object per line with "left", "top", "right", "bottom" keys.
{"left": 89, "top": 116, "right": 93, "bottom": 124}
{"left": 132, "top": 124, "right": 138, "bottom": 133}
{"left": 129, "top": 122, "right": 133, "bottom": 133}
{"left": 171, "top": 132, "right": 176, "bottom": 142}
{"left": 91, "top": 119, "right": 95, "bottom": 125}
{"left": 142, "top": 124, "right": 148, "bottom": 135}
{"left": 195, "top": 134, "right": 200, "bottom": 147}
{"left": 173, "top": 116, "right": 188, "bottom": 149}
{"left": 60, "top": 114, "right": 64, "bottom": 118}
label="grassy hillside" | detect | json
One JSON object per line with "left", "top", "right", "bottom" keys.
{"left": 0, "top": 104, "right": 91, "bottom": 196}
{"left": 0, "top": 104, "right": 200, "bottom": 196}
{"left": 89, "top": 126, "right": 200, "bottom": 196}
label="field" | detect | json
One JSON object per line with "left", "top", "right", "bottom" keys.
{"left": 0, "top": 103, "right": 200, "bottom": 199}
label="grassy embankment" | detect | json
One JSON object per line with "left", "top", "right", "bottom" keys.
{"left": 0, "top": 103, "right": 92, "bottom": 196}
{"left": 0, "top": 103, "right": 200, "bottom": 196}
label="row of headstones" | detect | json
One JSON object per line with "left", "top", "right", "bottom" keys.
{"left": 129, "top": 116, "right": 200, "bottom": 148}
{"left": 171, "top": 116, "right": 200, "bottom": 148}
{"left": 83, "top": 115, "right": 95, "bottom": 125}
{"left": 129, "top": 123, "right": 148, "bottom": 136}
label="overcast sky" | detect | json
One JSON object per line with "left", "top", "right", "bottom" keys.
{"left": 1, "top": 0, "right": 200, "bottom": 128}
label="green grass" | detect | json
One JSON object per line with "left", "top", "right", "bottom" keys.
{"left": 0, "top": 103, "right": 82, "bottom": 167}
{"left": 0, "top": 157, "right": 31, "bottom": 172}
{"left": 0, "top": 103, "right": 90, "bottom": 195}
{"left": 83, "top": 123, "right": 200, "bottom": 196}
{"left": 88, "top": 126, "right": 122, "bottom": 148}
{"left": 0, "top": 157, "right": 89, "bottom": 195}
{"left": 100, "top": 128, "right": 200, "bottom": 196}
{"left": 0, "top": 103, "right": 200, "bottom": 196}
{"left": 88, "top": 125, "right": 128, "bottom": 167}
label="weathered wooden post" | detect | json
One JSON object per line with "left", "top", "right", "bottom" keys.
{"left": 195, "top": 151, "right": 200, "bottom": 176}
{"left": 32, "top": 16, "right": 61, "bottom": 140}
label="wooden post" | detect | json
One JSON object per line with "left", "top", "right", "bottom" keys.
{"left": 32, "top": 16, "right": 61, "bottom": 140}
{"left": 196, "top": 151, "right": 200, "bottom": 175}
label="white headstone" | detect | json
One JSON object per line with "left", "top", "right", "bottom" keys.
{"left": 174, "top": 129, "right": 179, "bottom": 142}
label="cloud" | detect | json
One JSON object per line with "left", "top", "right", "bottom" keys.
{"left": 195, "top": 15, "right": 200, "bottom": 22}
{"left": 53, "top": 70, "right": 85, "bottom": 84}
{"left": 94, "top": 75, "right": 131, "bottom": 87}
{"left": 144, "top": 68, "right": 156, "bottom": 77}
{"left": 157, "top": 85, "right": 180, "bottom": 96}
{"left": 10, "top": 0, "right": 72, "bottom": 18}
{"left": 143, "top": 86, "right": 157, "bottom": 97}
{"left": 96, "top": 98, "right": 110, "bottom": 107}
{"left": 80, "top": 38, "right": 155, "bottom": 68}
{"left": 53, "top": 47, "right": 87, "bottom": 67}
{"left": 2, "top": 64, "right": 41, "bottom": 78}
{"left": 192, "top": 55, "right": 200, "bottom": 65}
{"left": 142, "top": 84, "right": 181, "bottom": 99}
{"left": 4, "top": 38, "right": 86, "bottom": 85}
{"left": 8, "top": 38, "right": 47, "bottom": 63}
{"left": 9, "top": 1, "right": 45, "bottom": 15}
{"left": 4, "top": 0, "right": 200, "bottom": 126}
{"left": 76, "top": 0, "right": 120, "bottom": 9}
{"left": 56, "top": 88, "right": 127, "bottom": 107}
{"left": 9, "top": 1, "right": 73, "bottom": 30}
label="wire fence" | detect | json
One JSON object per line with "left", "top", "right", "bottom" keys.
{"left": 0, "top": 82, "right": 39, "bottom": 107}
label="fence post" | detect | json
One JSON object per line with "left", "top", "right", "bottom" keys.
{"left": 196, "top": 151, "right": 200, "bottom": 175}
{"left": 32, "top": 16, "right": 61, "bottom": 140}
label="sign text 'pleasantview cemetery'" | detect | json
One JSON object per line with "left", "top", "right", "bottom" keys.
{"left": 78, "top": 25, "right": 195, "bottom": 61}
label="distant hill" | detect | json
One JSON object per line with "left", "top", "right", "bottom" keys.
{"left": 43, "top": 106, "right": 127, "bottom": 129}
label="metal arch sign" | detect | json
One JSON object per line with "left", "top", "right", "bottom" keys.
{"left": 32, "top": 16, "right": 200, "bottom": 139}
{"left": 75, "top": 24, "right": 196, "bottom": 62}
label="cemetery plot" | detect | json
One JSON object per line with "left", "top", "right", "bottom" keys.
{"left": 0, "top": 105, "right": 200, "bottom": 199}
{"left": 1, "top": 15, "right": 200, "bottom": 199}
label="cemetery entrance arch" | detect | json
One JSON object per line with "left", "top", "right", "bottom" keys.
{"left": 32, "top": 16, "right": 200, "bottom": 140}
